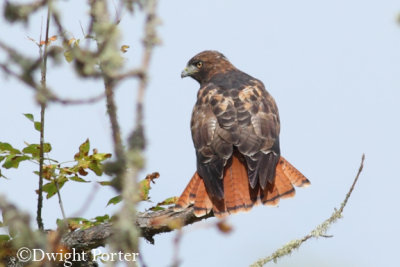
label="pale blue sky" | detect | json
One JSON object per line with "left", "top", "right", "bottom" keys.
{"left": 1, "top": 1, "right": 400, "bottom": 266}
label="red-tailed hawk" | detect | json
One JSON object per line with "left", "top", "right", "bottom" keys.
{"left": 175, "top": 50, "right": 310, "bottom": 218}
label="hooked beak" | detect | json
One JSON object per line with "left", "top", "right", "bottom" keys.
{"left": 181, "top": 64, "right": 197, "bottom": 78}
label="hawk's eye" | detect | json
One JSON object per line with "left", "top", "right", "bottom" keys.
{"left": 196, "top": 61, "right": 203, "bottom": 69}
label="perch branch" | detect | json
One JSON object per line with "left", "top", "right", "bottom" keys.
{"left": 2, "top": 154, "right": 365, "bottom": 261}
{"left": 61, "top": 205, "right": 212, "bottom": 248}
{"left": 61, "top": 154, "right": 364, "bottom": 252}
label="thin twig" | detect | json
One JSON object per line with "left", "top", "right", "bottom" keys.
{"left": 171, "top": 229, "right": 183, "bottom": 267}
{"left": 112, "top": 0, "right": 124, "bottom": 24}
{"left": 0, "top": 42, "right": 105, "bottom": 106}
{"left": 36, "top": 106, "right": 45, "bottom": 231}
{"left": 99, "top": 2, "right": 160, "bottom": 264}
{"left": 86, "top": 1, "right": 125, "bottom": 161}
{"left": 36, "top": 2, "right": 52, "bottom": 231}
{"left": 134, "top": 0, "right": 159, "bottom": 136}
{"left": 0, "top": 40, "right": 41, "bottom": 89}
{"left": 104, "top": 79, "right": 124, "bottom": 160}
{"left": 112, "top": 68, "right": 145, "bottom": 82}
{"left": 50, "top": 9, "right": 69, "bottom": 45}
{"left": 79, "top": 20, "right": 86, "bottom": 37}
{"left": 250, "top": 154, "right": 365, "bottom": 267}
{"left": 54, "top": 179, "right": 67, "bottom": 220}
{"left": 48, "top": 92, "right": 106, "bottom": 105}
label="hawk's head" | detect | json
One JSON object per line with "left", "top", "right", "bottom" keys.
{"left": 181, "top": 50, "right": 235, "bottom": 84}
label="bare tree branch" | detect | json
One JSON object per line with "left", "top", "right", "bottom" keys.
{"left": 0, "top": 42, "right": 106, "bottom": 106}
{"left": 61, "top": 205, "right": 212, "bottom": 248}
{"left": 36, "top": 1, "right": 52, "bottom": 231}
{"left": 57, "top": 154, "right": 365, "bottom": 254}
{"left": 250, "top": 154, "right": 365, "bottom": 267}
{"left": 109, "top": 1, "right": 160, "bottom": 264}
{"left": 47, "top": 92, "right": 106, "bottom": 105}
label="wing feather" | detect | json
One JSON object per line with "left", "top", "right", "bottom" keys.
{"left": 191, "top": 74, "right": 280, "bottom": 199}
{"left": 237, "top": 82, "right": 280, "bottom": 188}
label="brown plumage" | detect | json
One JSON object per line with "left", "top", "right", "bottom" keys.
{"left": 175, "top": 50, "right": 310, "bottom": 218}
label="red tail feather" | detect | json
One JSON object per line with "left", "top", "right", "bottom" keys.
{"left": 175, "top": 155, "right": 310, "bottom": 217}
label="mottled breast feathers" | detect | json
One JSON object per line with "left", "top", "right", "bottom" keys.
{"left": 191, "top": 69, "right": 281, "bottom": 200}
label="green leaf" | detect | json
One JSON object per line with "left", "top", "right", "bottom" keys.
{"left": 157, "top": 196, "right": 179, "bottom": 206}
{"left": 23, "top": 113, "right": 41, "bottom": 132}
{"left": 2, "top": 155, "right": 30, "bottom": 169}
{"left": 56, "top": 218, "right": 66, "bottom": 228}
{"left": 34, "top": 121, "right": 41, "bottom": 131}
{"left": 149, "top": 196, "right": 178, "bottom": 211}
{"left": 98, "top": 181, "right": 112, "bottom": 186}
{"left": 64, "top": 50, "right": 73, "bottom": 62}
{"left": 42, "top": 182, "right": 57, "bottom": 199}
{"left": 87, "top": 152, "right": 111, "bottom": 176}
{"left": 43, "top": 177, "right": 67, "bottom": 199}
{"left": 149, "top": 206, "right": 165, "bottom": 211}
{"left": 0, "top": 142, "right": 21, "bottom": 154}
{"left": 23, "top": 113, "right": 34, "bottom": 122}
{"left": 75, "top": 139, "right": 90, "bottom": 159}
{"left": 43, "top": 143, "right": 52, "bottom": 153}
{"left": 57, "top": 217, "right": 90, "bottom": 230}
{"left": 92, "top": 153, "right": 112, "bottom": 161}
{"left": 139, "top": 178, "right": 151, "bottom": 201}
{"left": 94, "top": 214, "right": 109, "bottom": 223}
{"left": 69, "top": 176, "right": 89, "bottom": 183}
{"left": 68, "top": 217, "right": 88, "bottom": 223}
{"left": 81, "top": 221, "right": 94, "bottom": 229}
{"left": 107, "top": 195, "right": 122, "bottom": 206}
{"left": 0, "top": 234, "right": 10, "bottom": 243}
{"left": 80, "top": 139, "right": 90, "bottom": 154}
{"left": 60, "top": 167, "right": 74, "bottom": 176}
{"left": 89, "top": 161, "right": 102, "bottom": 176}
{"left": 42, "top": 164, "right": 57, "bottom": 180}
{"left": 22, "top": 143, "right": 52, "bottom": 159}
{"left": 22, "top": 144, "right": 40, "bottom": 158}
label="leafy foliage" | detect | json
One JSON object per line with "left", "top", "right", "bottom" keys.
{"left": 107, "top": 195, "right": 122, "bottom": 206}
{"left": 0, "top": 114, "right": 111, "bottom": 197}
{"left": 39, "top": 138, "right": 111, "bottom": 199}
{"left": 63, "top": 38, "right": 80, "bottom": 63}
{"left": 57, "top": 214, "right": 111, "bottom": 231}
{"left": 0, "top": 112, "right": 175, "bottom": 226}
{"left": 106, "top": 172, "right": 163, "bottom": 206}
{"left": 149, "top": 196, "right": 178, "bottom": 211}
{"left": 0, "top": 113, "right": 174, "bottom": 231}
{"left": 0, "top": 1, "right": 178, "bottom": 265}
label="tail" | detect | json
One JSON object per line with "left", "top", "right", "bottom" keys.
{"left": 175, "top": 155, "right": 310, "bottom": 218}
